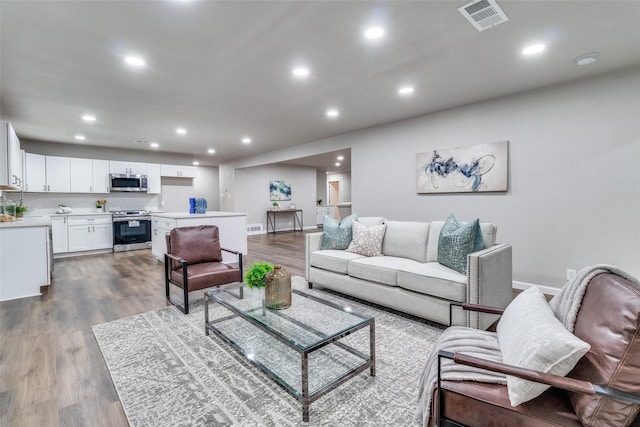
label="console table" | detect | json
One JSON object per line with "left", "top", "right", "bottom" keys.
{"left": 266, "top": 209, "right": 303, "bottom": 234}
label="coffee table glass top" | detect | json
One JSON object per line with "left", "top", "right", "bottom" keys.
{"left": 206, "top": 284, "right": 373, "bottom": 351}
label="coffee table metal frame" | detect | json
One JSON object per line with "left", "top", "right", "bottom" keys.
{"left": 204, "top": 283, "right": 375, "bottom": 421}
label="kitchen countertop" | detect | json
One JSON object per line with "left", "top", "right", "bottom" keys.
{"left": 50, "top": 212, "right": 114, "bottom": 217}
{"left": 151, "top": 211, "right": 247, "bottom": 219}
{"left": 0, "top": 217, "right": 52, "bottom": 228}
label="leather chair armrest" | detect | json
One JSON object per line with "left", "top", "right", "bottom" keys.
{"left": 165, "top": 253, "right": 187, "bottom": 265}
{"left": 221, "top": 248, "right": 243, "bottom": 276}
{"left": 449, "top": 301, "right": 505, "bottom": 326}
{"left": 437, "top": 350, "right": 640, "bottom": 404}
{"left": 221, "top": 247, "right": 241, "bottom": 255}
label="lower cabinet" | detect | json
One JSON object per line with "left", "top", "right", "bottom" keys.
{"left": 316, "top": 206, "right": 336, "bottom": 225}
{"left": 151, "top": 217, "right": 176, "bottom": 259}
{"left": 66, "top": 215, "right": 113, "bottom": 253}
{"left": 51, "top": 216, "right": 69, "bottom": 254}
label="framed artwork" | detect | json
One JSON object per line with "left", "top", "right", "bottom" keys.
{"left": 270, "top": 180, "right": 292, "bottom": 201}
{"left": 289, "top": 203, "right": 296, "bottom": 210}
{"left": 416, "top": 141, "right": 509, "bottom": 193}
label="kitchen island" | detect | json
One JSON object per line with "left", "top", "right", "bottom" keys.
{"left": 151, "top": 211, "right": 247, "bottom": 263}
{"left": 0, "top": 217, "right": 52, "bottom": 301}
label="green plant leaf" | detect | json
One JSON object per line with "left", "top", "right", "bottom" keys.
{"left": 244, "top": 262, "right": 274, "bottom": 289}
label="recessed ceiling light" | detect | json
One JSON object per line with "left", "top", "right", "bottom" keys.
{"left": 176, "top": 128, "right": 187, "bottom": 135}
{"left": 576, "top": 53, "right": 598, "bottom": 66}
{"left": 241, "top": 137, "right": 251, "bottom": 144}
{"left": 335, "top": 162, "right": 341, "bottom": 167}
{"left": 398, "top": 86, "right": 415, "bottom": 95}
{"left": 74, "top": 135, "right": 85, "bottom": 140}
{"left": 292, "top": 67, "right": 310, "bottom": 78}
{"left": 150, "top": 142, "right": 159, "bottom": 148}
{"left": 124, "top": 56, "right": 145, "bottom": 67}
{"left": 82, "top": 114, "right": 96, "bottom": 122}
{"left": 337, "top": 155, "right": 344, "bottom": 161}
{"left": 207, "top": 148, "right": 215, "bottom": 154}
{"left": 326, "top": 109, "right": 339, "bottom": 118}
{"left": 364, "top": 27, "right": 385, "bottom": 40}
{"left": 192, "top": 161, "right": 199, "bottom": 166}
{"left": 522, "top": 44, "right": 546, "bottom": 56}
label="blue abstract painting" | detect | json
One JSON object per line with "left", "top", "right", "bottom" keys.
{"left": 270, "top": 180, "right": 292, "bottom": 201}
{"left": 416, "top": 141, "right": 508, "bottom": 193}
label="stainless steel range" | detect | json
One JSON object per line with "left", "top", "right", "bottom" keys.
{"left": 112, "top": 210, "right": 152, "bottom": 252}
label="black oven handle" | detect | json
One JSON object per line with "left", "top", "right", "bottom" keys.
{"left": 112, "top": 216, "right": 151, "bottom": 223}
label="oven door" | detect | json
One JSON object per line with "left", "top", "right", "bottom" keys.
{"left": 113, "top": 217, "right": 152, "bottom": 251}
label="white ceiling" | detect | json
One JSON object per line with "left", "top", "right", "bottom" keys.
{"left": 1, "top": 1, "right": 639, "bottom": 173}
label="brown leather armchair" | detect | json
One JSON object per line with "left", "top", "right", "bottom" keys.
{"left": 432, "top": 272, "right": 640, "bottom": 427}
{"left": 164, "top": 225, "right": 242, "bottom": 314}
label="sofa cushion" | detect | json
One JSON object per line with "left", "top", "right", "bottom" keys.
{"left": 357, "top": 217, "right": 385, "bottom": 227}
{"left": 321, "top": 213, "right": 358, "bottom": 250}
{"left": 348, "top": 256, "right": 416, "bottom": 286}
{"left": 427, "top": 220, "right": 497, "bottom": 262}
{"left": 438, "top": 214, "right": 482, "bottom": 274}
{"left": 381, "top": 221, "right": 430, "bottom": 263}
{"left": 397, "top": 262, "right": 467, "bottom": 302}
{"left": 310, "top": 250, "right": 365, "bottom": 274}
{"left": 568, "top": 273, "right": 640, "bottom": 427}
{"left": 346, "top": 221, "right": 387, "bottom": 257}
{"left": 497, "top": 286, "right": 591, "bottom": 407}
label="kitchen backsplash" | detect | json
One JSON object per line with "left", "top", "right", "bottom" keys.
{"left": 5, "top": 192, "right": 161, "bottom": 216}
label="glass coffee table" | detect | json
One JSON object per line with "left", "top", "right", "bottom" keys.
{"left": 204, "top": 283, "right": 375, "bottom": 422}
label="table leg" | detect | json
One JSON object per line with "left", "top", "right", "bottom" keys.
{"left": 204, "top": 293, "right": 210, "bottom": 336}
{"left": 370, "top": 319, "right": 376, "bottom": 376}
{"left": 302, "top": 351, "right": 310, "bottom": 421}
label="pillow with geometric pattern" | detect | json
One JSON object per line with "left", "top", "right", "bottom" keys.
{"left": 345, "top": 220, "right": 386, "bottom": 257}
{"left": 437, "top": 213, "right": 482, "bottom": 274}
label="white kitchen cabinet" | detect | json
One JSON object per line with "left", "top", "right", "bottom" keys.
{"left": 110, "top": 161, "right": 147, "bottom": 175}
{"left": 316, "top": 206, "right": 336, "bottom": 225}
{"left": 24, "top": 152, "right": 47, "bottom": 192}
{"left": 70, "top": 158, "right": 110, "bottom": 193}
{"left": 0, "top": 223, "right": 50, "bottom": 301}
{"left": 0, "top": 121, "right": 23, "bottom": 190}
{"left": 51, "top": 216, "right": 69, "bottom": 253}
{"left": 151, "top": 217, "right": 176, "bottom": 259}
{"left": 146, "top": 163, "right": 161, "bottom": 194}
{"left": 67, "top": 215, "right": 113, "bottom": 252}
{"left": 45, "top": 156, "right": 71, "bottom": 192}
{"left": 160, "top": 164, "right": 197, "bottom": 178}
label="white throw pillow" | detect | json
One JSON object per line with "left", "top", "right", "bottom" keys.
{"left": 345, "top": 221, "right": 386, "bottom": 257}
{"left": 497, "top": 286, "right": 590, "bottom": 406}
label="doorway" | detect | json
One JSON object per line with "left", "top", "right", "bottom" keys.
{"left": 328, "top": 180, "right": 340, "bottom": 219}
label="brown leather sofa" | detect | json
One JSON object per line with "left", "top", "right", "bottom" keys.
{"left": 433, "top": 272, "right": 640, "bottom": 427}
{"left": 164, "top": 225, "right": 242, "bottom": 314}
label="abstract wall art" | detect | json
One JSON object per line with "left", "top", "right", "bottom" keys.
{"left": 270, "top": 180, "right": 292, "bottom": 201}
{"left": 416, "top": 141, "right": 508, "bottom": 193}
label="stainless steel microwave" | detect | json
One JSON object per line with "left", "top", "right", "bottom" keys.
{"left": 109, "top": 173, "right": 148, "bottom": 192}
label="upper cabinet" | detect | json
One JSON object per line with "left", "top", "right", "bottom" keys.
{"left": 161, "top": 164, "right": 197, "bottom": 178}
{"left": 110, "top": 161, "right": 147, "bottom": 175}
{"left": 0, "top": 121, "right": 24, "bottom": 190}
{"left": 146, "top": 163, "right": 161, "bottom": 194}
{"left": 45, "top": 156, "right": 71, "bottom": 192}
{"left": 70, "top": 158, "right": 110, "bottom": 193}
{"left": 24, "top": 152, "right": 46, "bottom": 192}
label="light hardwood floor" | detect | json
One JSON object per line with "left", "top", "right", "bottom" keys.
{"left": 0, "top": 231, "right": 309, "bottom": 427}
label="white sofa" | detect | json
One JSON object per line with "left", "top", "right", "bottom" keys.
{"left": 305, "top": 217, "right": 512, "bottom": 330}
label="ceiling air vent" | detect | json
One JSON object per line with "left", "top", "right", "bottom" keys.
{"left": 458, "top": 0, "right": 509, "bottom": 32}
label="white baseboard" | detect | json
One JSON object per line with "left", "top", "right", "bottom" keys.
{"left": 513, "top": 280, "right": 560, "bottom": 296}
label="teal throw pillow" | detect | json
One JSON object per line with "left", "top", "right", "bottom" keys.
{"left": 321, "top": 214, "right": 358, "bottom": 250}
{"left": 438, "top": 214, "right": 482, "bottom": 274}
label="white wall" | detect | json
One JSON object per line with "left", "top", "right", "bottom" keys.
{"left": 160, "top": 166, "right": 219, "bottom": 212}
{"left": 347, "top": 68, "right": 639, "bottom": 287}
{"left": 234, "top": 164, "right": 317, "bottom": 229}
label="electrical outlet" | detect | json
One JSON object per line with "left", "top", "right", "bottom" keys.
{"left": 566, "top": 269, "right": 576, "bottom": 281}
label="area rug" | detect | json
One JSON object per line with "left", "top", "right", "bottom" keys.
{"left": 93, "top": 277, "right": 443, "bottom": 426}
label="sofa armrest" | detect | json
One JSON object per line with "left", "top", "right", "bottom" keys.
{"left": 305, "top": 232, "right": 323, "bottom": 281}
{"left": 466, "top": 242, "right": 513, "bottom": 330}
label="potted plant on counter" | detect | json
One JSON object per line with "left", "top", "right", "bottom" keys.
{"left": 96, "top": 200, "right": 107, "bottom": 213}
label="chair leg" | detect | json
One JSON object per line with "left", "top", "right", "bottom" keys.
{"left": 183, "top": 285, "right": 189, "bottom": 315}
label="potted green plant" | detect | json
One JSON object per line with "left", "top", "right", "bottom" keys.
{"left": 272, "top": 201, "right": 279, "bottom": 210}
{"left": 316, "top": 199, "right": 322, "bottom": 205}
{"left": 4, "top": 204, "right": 28, "bottom": 219}
{"left": 244, "top": 262, "right": 274, "bottom": 289}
